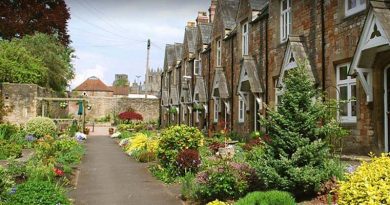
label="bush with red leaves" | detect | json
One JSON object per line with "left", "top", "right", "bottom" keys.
{"left": 118, "top": 111, "right": 143, "bottom": 122}
{"left": 243, "top": 138, "right": 264, "bottom": 151}
{"left": 176, "top": 149, "right": 201, "bottom": 175}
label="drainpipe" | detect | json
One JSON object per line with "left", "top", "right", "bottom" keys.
{"left": 321, "top": 0, "right": 326, "bottom": 97}
{"left": 230, "top": 38, "right": 234, "bottom": 132}
{"left": 208, "top": 49, "right": 211, "bottom": 131}
{"left": 265, "top": 17, "right": 269, "bottom": 106}
{"left": 168, "top": 71, "right": 171, "bottom": 125}
{"left": 178, "top": 63, "right": 182, "bottom": 125}
{"left": 159, "top": 73, "right": 163, "bottom": 128}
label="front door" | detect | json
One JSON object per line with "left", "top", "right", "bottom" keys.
{"left": 385, "top": 67, "right": 390, "bottom": 152}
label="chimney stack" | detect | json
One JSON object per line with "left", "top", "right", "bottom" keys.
{"left": 209, "top": 0, "right": 217, "bottom": 23}
{"left": 187, "top": 21, "right": 196, "bottom": 28}
{"left": 196, "top": 11, "right": 209, "bottom": 25}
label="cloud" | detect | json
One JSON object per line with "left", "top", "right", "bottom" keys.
{"left": 70, "top": 64, "right": 108, "bottom": 88}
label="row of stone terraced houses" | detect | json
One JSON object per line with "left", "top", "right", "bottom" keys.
{"left": 159, "top": 0, "right": 390, "bottom": 154}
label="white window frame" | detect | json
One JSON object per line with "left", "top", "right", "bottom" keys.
{"left": 194, "top": 59, "right": 201, "bottom": 76}
{"left": 214, "top": 97, "right": 219, "bottom": 123}
{"left": 345, "top": 0, "right": 366, "bottom": 17}
{"left": 336, "top": 63, "right": 357, "bottom": 123}
{"left": 275, "top": 80, "right": 284, "bottom": 107}
{"left": 173, "top": 69, "right": 177, "bottom": 85}
{"left": 216, "top": 39, "right": 222, "bottom": 67}
{"left": 196, "top": 110, "right": 200, "bottom": 123}
{"left": 239, "top": 95, "right": 245, "bottom": 123}
{"left": 182, "top": 106, "right": 186, "bottom": 122}
{"left": 242, "top": 22, "right": 249, "bottom": 56}
{"left": 280, "top": 0, "right": 292, "bottom": 43}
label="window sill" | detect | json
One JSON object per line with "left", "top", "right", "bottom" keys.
{"left": 343, "top": 9, "right": 366, "bottom": 21}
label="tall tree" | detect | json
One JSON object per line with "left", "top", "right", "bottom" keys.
{"left": 17, "top": 33, "right": 75, "bottom": 92}
{"left": 0, "top": 0, "right": 70, "bottom": 46}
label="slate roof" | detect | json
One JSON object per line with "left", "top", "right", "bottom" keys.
{"left": 74, "top": 76, "right": 112, "bottom": 92}
{"left": 371, "top": 1, "right": 390, "bottom": 40}
{"left": 174, "top": 43, "right": 183, "bottom": 62}
{"left": 212, "top": 68, "right": 230, "bottom": 99}
{"left": 238, "top": 56, "right": 263, "bottom": 93}
{"left": 169, "top": 86, "right": 179, "bottom": 105}
{"left": 164, "top": 44, "right": 175, "bottom": 70}
{"left": 249, "top": 0, "right": 269, "bottom": 11}
{"left": 194, "top": 76, "right": 208, "bottom": 103}
{"left": 220, "top": 0, "right": 240, "bottom": 30}
{"left": 185, "top": 26, "right": 198, "bottom": 53}
{"left": 198, "top": 23, "right": 213, "bottom": 45}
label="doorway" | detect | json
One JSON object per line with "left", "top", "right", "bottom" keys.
{"left": 384, "top": 66, "right": 390, "bottom": 152}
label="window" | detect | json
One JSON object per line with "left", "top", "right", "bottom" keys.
{"left": 337, "top": 63, "right": 357, "bottom": 123}
{"left": 345, "top": 0, "right": 366, "bottom": 17}
{"left": 173, "top": 69, "right": 176, "bottom": 85}
{"left": 196, "top": 110, "right": 200, "bottom": 123}
{"left": 195, "top": 53, "right": 202, "bottom": 75}
{"left": 242, "top": 22, "right": 249, "bottom": 56}
{"left": 280, "top": 0, "right": 292, "bottom": 43}
{"left": 239, "top": 95, "right": 245, "bottom": 122}
{"left": 214, "top": 97, "right": 219, "bottom": 122}
{"left": 216, "top": 39, "right": 222, "bottom": 66}
{"left": 184, "top": 61, "right": 187, "bottom": 77}
{"left": 275, "top": 80, "right": 283, "bottom": 107}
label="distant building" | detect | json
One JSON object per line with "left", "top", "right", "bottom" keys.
{"left": 144, "top": 68, "right": 162, "bottom": 96}
{"left": 73, "top": 76, "right": 113, "bottom": 97}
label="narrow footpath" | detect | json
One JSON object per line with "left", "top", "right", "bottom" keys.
{"left": 70, "top": 133, "right": 182, "bottom": 205}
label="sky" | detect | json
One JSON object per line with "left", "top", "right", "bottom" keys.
{"left": 65, "top": 0, "right": 210, "bottom": 88}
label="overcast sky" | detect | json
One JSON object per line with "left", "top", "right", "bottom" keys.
{"left": 65, "top": 0, "right": 209, "bottom": 88}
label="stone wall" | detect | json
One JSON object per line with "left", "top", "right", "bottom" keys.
{"left": 68, "top": 96, "right": 160, "bottom": 122}
{"left": 0, "top": 83, "right": 59, "bottom": 124}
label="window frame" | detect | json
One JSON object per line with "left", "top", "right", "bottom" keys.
{"left": 345, "top": 0, "right": 366, "bottom": 17}
{"left": 242, "top": 22, "right": 249, "bottom": 56}
{"left": 238, "top": 95, "right": 245, "bottom": 123}
{"left": 280, "top": 0, "right": 292, "bottom": 43}
{"left": 336, "top": 63, "right": 357, "bottom": 123}
{"left": 214, "top": 97, "right": 219, "bottom": 123}
{"left": 216, "top": 39, "right": 222, "bottom": 67}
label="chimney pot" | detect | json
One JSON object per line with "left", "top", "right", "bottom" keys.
{"left": 196, "top": 11, "right": 209, "bottom": 25}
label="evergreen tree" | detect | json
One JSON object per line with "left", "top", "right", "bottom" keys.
{"left": 250, "top": 62, "right": 345, "bottom": 198}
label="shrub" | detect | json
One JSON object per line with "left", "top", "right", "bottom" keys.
{"left": 0, "top": 123, "right": 18, "bottom": 140}
{"left": 257, "top": 63, "right": 347, "bottom": 197}
{"left": 207, "top": 199, "right": 229, "bottom": 205}
{"left": 180, "top": 173, "right": 197, "bottom": 200}
{"left": 234, "top": 191, "right": 296, "bottom": 205}
{"left": 5, "top": 180, "right": 70, "bottom": 205}
{"left": 193, "top": 163, "right": 250, "bottom": 202}
{"left": 118, "top": 111, "right": 143, "bottom": 122}
{"left": 0, "top": 140, "right": 22, "bottom": 160}
{"left": 25, "top": 117, "right": 57, "bottom": 138}
{"left": 338, "top": 153, "right": 390, "bottom": 205}
{"left": 176, "top": 149, "right": 201, "bottom": 174}
{"left": 124, "top": 132, "right": 158, "bottom": 162}
{"left": 157, "top": 125, "right": 204, "bottom": 170}
{"left": 0, "top": 167, "right": 13, "bottom": 201}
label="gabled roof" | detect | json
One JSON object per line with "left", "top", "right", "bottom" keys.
{"left": 220, "top": 0, "right": 240, "bottom": 30}
{"left": 194, "top": 76, "right": 208, "bottom": 103}
{"left": 249, "top": 0, "right": 268, "bottom": 11}
{"left": 238, "top": 56, "right": 263, "bottom": 93}
{"left": 371, "top": 1, "right": 390, "bottom": 38}
{"left": 198, "top": 23, "right": 213, "bottom": 45}
{"left": 74, "top": 76, "right": 112, "bottom": 92}
{"left": 212, "top": 68, "right": 230, "bottom": 99}
{"left": 277, "top": 36, "right": 318, "bottom": 87}
{"left": 164, "top": 44, "right": 175, "bottom": 70}
{"left": 174, "top": 43, "right": 183, "bottom": 62}
{"left": 169, "top": 86, "right": 179, "bottom": 105}
{"left": 184, "top": 26, "right": 198, "bottom": 54}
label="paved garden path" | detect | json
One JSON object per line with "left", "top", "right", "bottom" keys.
{"left": 70, "top": 135, "right": 182, "bottom": 205}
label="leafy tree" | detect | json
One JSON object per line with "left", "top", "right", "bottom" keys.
{"left": 0, "top": 39, "right": 48, "bottom": 86}
{"left": 0, "top": 0, "right": 70, "bottom": 46}
{"left": 249, "top": 62, "right": 346, "bottom": 198}
{"left": 16, "top": 33, "right": 74, "bottom": 92}
{"left": 113, "top": 78, "right": 129, "bottom": 87}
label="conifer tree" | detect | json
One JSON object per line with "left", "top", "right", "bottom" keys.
{"left": 251, "top": 62, "right": 345, "bottom": 197}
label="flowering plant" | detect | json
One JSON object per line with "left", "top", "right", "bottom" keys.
{"left": 53, "top": 168, "right": 64, "bottom": 177}
{"left": 176, "top": 149, "right": 201, "bottom": 174}
{"left": 59, "top": 101, "right": 68, "bottom": 109}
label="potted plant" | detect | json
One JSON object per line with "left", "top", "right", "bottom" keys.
{"left": 84, "top": 127, "right": 90, "bottom": 135}
{"left": 168, "top": 107, "right": 178, "bottom": 114}
{"left": 108, "top": 127, "right": 114, "bottom": 135}
{"left": 59, "top": 101, "right": 68, "bottom": 109}
{"left": 193, "top": 103, "right": 204, "bottom": 112}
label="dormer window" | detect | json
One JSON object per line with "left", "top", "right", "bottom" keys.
{"left": 345, "top": 0, "right": 366, "bottom": 17}
{"left": 242, "top": 22, "right": 249, "bottom": 56}
{"left": 216, "top": 39, "right": 222, "bottom": 66}
{"left": 280, "top": 0, "right": 291, "bottom": 43}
